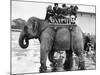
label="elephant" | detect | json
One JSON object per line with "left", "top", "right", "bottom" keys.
{"left": 19, "top": 17, "right": 56, "bottom": 72}
{"left": 19, "top": 16, "right": 85, "bottom": 72}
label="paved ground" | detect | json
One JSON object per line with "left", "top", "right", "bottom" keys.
{"left": 11, "top": 31, "right": 96, "bottom": 74}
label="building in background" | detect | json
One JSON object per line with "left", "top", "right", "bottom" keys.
{"left": 76, "top": 11, "right": 95, "bottom": 35}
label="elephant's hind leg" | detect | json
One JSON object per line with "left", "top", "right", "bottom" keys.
{"left": 64, "top": 50, "right": 73, "bottom": 71}
{"left": 73, "top": 41, "right": 85, "bottom": 70}
{"left": 74, "top": 50, "right": 85, "bottom": 70}
{"left": 72, "top": 27, "right": 85, "bottom": 70}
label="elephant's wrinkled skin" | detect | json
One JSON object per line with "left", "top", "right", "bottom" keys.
{"left": 19, "top": 17, "right": 85, "bottom": 72}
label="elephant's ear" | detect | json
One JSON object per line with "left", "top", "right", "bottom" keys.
{"left": 32, "top": 20, "right": 39, "bottom": 32}
{"left": 23, "top": 26, "right": 28, "bottom": 33}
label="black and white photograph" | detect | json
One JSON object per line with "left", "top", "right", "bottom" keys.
{"left": 11, "top": 0, "right": 96, "bottom": 74}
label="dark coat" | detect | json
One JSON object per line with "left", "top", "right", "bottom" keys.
{"left": 53, "top": 7, "right": 61, "bottom": 15}
{"left": 45, "top": 9, "right": 54, "bottom": 20}
{"left": 61, "top": 7, "right": 68, "bottom": 15}
{"left": 70, "top": 6, "right": 78, "bottom": 17}
{"left": 84, "top": 36, "right": 91, "bottom": 51}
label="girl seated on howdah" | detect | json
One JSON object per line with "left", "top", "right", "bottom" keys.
{"left": 45, "top": 3, "right": 79, "bottom": 24}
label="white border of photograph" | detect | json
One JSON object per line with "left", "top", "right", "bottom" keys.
{"left": 0, "top": 0, "right": 99, "bottom": 75}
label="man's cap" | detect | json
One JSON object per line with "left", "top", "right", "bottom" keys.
{"left": 74, "top": 5, "right": 78, "bottom": 9}
{"left": 54, "top": 3, "right": 58, "bottom": 6}
{"left": 62, "top": 4, "right": 66, "bottom": 7}
{"left": 47, "top": 5, "right": 52, "bottom": 9}
{"left": 70, "top": 5, "right": 74, "bottom": 8}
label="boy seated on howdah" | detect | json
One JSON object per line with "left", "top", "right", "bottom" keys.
{"left": 45, "top": 3, "right": 78, "bottom": 24}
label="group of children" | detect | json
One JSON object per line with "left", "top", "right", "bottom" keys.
{"left": 45, "top": 3, "right": 79, "bottom": 24}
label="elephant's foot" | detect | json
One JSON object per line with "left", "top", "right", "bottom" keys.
{"left": 78, "top": 62, "right": 85, "bottom": 70}
{"left": 64, "top": 63, "right": 72, "bottom": 71}
{"left": 50, "top": 60, "right": 59, "bottom": 69}
{"left": 76, "top": 52, "right": 86, "bottom": 70}
{"left": 51, "top": 59, "right": 64, "bottom": 72}
{"left": 51, "top": 64, "right": 64, "bottom": 72}
{"left": 50, "top": 62, "right": 56, "bottom": 67}
{"left": 51, "top": 67, "right": 57, "bottom": 72}
{"left": 39, "top": 66, "right": 47, "bottom": 73}
{"left": 64, "top": 57, "right": 73, "bottom": 71}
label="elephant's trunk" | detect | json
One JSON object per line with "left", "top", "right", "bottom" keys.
{"left": 19, "top": 32, "right": 29, "bottom": 49}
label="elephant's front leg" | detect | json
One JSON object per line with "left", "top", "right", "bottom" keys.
{"left": 39, "top": 44, "right": 49, "bottom": 72}
{"left": 39, "top": 28, "right": 55, "bottom": 73}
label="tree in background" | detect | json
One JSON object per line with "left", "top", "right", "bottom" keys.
{"left": 11, "top": 18, "right": 26, "bottom": 29}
